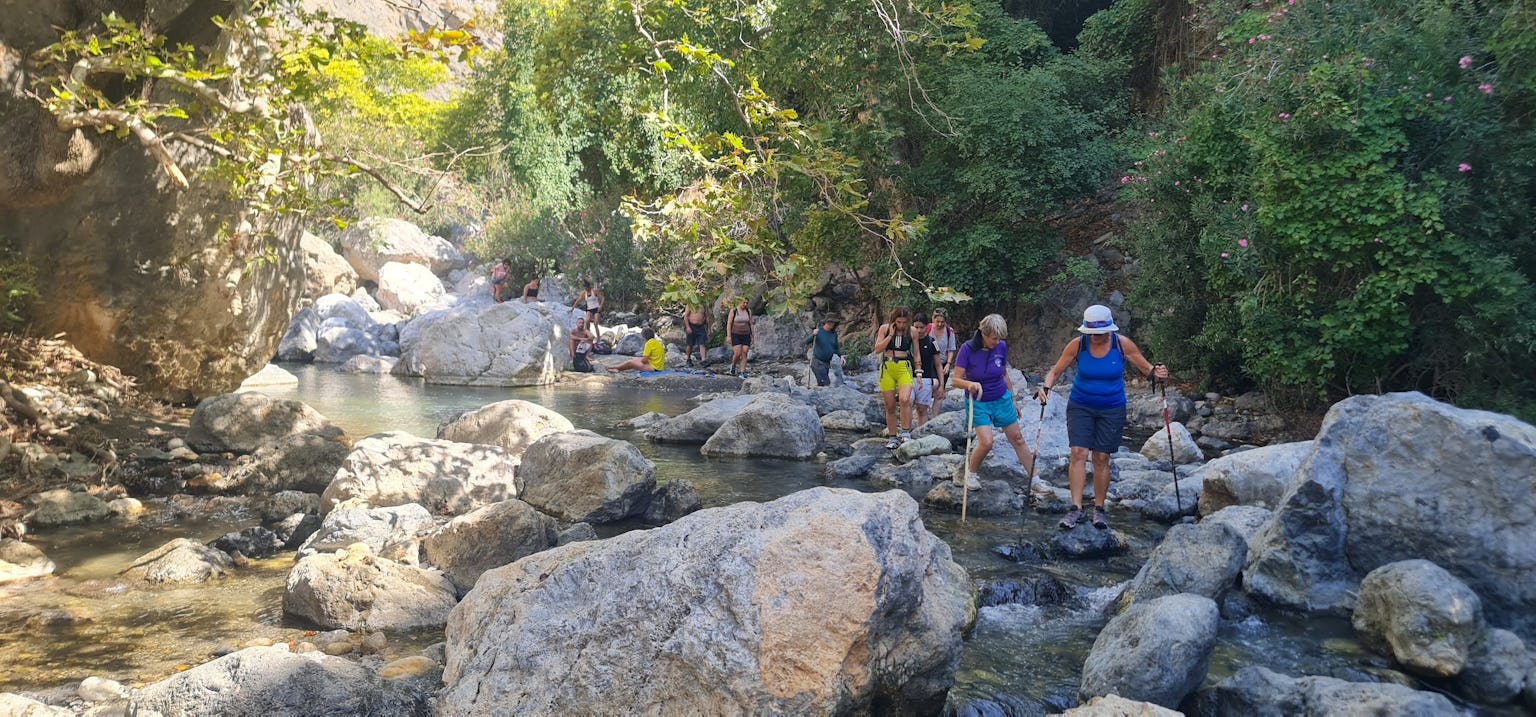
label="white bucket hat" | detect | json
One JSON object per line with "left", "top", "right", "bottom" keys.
{"left": 1078, "top": 304, "right": 1119, "bottom": 334}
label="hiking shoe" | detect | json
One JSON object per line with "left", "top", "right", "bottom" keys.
{"left": 1059, "top": 507, "right": 1085, "bottom": 530}
{"left": 1092, "top": 505, "right": 1108, "bottom": 529}
{"left": 898, "top": 431, "right": 912, "bottom": 441}
{"left": 1029, "top": 477, "right": 1054, "bottom": 497}
{"left": 885, "top": 438, "right": 900, "bottom": 450}
{"left": 952, "top": 472, "right": 982, "bottom": 491}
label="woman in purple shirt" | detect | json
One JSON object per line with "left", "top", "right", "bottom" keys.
{"left": 949, "top": 314, "right": 1037, "bottom": 491}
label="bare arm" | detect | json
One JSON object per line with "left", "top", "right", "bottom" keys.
{"left": 872, "top": 323, "right": 893, "bottom": 353}
{"left": 1119, "top": 336, "right": 1168, "bottom": 381}
{"left": 1037, "top": 341, "right": 1082, "bottom": 402}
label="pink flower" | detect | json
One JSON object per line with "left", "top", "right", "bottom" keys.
{"left": 1479, "top": 83, "right": 1494, "bottom": 94}
{"left": 1221, "top": 252, "right": 1230, "bottom": 258}
{"left": 1444, "top": 96, "right": 1453, "bottom": 103}
{"left": 1241, "top": 204, "right": 1250, "bottom": 212}
{"left": 1459, "top": 55, "right": 1474, "bottom": 69}
{"left": 1458, "top": 163, "right": 1473, "bottom": 173}
{"left": 1120, "top": 176, "right": 1130, "bottom": 184}
{"left": 1238, "top": 239, "right": 1249, "bottom": 247}
{"left": 1278, "top": 112, "right": 1291, "bottom": 120}
{"left": 1248, "top": 37, "right": 1256, "bottom": 45}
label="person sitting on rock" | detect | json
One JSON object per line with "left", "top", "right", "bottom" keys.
{"left": 491, "top": 259, "right": 511, "bottom": 303}
{"left": 804, "top": 317, "right": 842, "bottom": 387}
{"left": 950, "top": 313, "right": 1037, "bottom": 492}
{"left": 521, "top": 277, "right": 541, "bottom": 304}
{"left": 569, "top": 318, "right": 596, "bottom": 372}
{"left": 608, "top": 327, "right": 666, "bottom": 372}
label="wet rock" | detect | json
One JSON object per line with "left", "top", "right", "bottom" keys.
{"left": 107, "top": 497, "right": 144, "bottom": 518}
{"left": 212, "top": 527, "right": 285, "bottom": 560}
{"left": 394, "top": 301, "right": 584, "bottom": 387}
{"left": 1137, "top": 472, "right": 1204, "bottom": 523}
{"left": 1117, "top": 522, "right": 1247, "bottom": 610}
{"left": 376, "top": 261, "right": 449, "bottom": 317}
{"left": 131, "top": 645, "right": 431, "bottom": 715}
{"left": 1201, "top": 665, "right": 1458, "bottom": 716}
{"left": 285, "top": 546, "right": 458, "bottom": 631}
{"left": 121, "top": 538, "right": 233, "bottom": 583}
{"left": 380, "top": 655, "right": 439, "bottom": 681}
{"left": 340, "top": 217, "right": 464, "bottom": 281}
{"left": 1138, "top": 422, "right": 1202, "bottom": 465}
{"left": 1353, "top": 559, "right": 1484, "bottom": 678}
{"left": 298, "top": 504, "right": 435, "bottom": 560}
{"left": 819, "top": 410, "right": 870, "bottom": 432}
{"left": 1062, "top": 694, "right": 1181, "bottom": 717}
{"left": 992, "top": 542, "right": 1051, "bottom": 564}
{"left": 619, "top": 412, "right": 668, "bottom": 430}
{"left": 440, "top": 487, "right": 973, "bottom": 715}
{"left": 0, "top": 693, "right": 71, "bottom": 716}
{"left": 1050, "top": 525, "right": 1129, "bottom": 559}
{"left": 436, "top": 399, "right": 575, "bottom": 458}
{"left": 976, "top": 574, "right": 1069, "bottom": 607}
{"left": 556, "top": 523, "right": 597, "bottom": 546}
{"left": 873, "top": 454, "right": 964, "bottom": 490}
{"left": 321, "top": 432, "right": 518, "bottom": 515}
{"left": 1197, "top": 441, "right": 1310, "bottom": 515}
{"left": 1201, "top": 505, "right": 1272, "bottom": 543}
{"left": 824, "top": 453, "right": 879, "bottom": 481}
{"left": 896, "top": 434, "right": 952, "bottom": 462}
{"left": 516, "top": 431, "right": 656, "bottom": 524}
{"left": 188, "top": 393, "right": 339, "bottom": 454}
{"left": 231, "top": 431, "right": 352, "bottom": 495}
{"left": 0, "top": 539, "right": 55, "bottom": 583}
{"left": 701, "top": 394, "right": 824, "bottom": 459}
{"left": 258, "top": 491, "right": 320, "bottom": 522}
{"left": 1080, "top": 593, "right": 1219, "bottom": 709}
{"left": 24, "top": 489, "right": 110, "bottom": 527}
{"left": 1455, "top": 629, "right": 1532, "bottom": 704}
{"left": 643, "top": 395, "right": 755, "bottom": 443}
{"left": 645, "top": 480, "right": 702, "bottom": 523}
{"left": 422, "top": 500, "right": 559, "bottom": 593}
{"left": 923, "top": 479, "right": 1022, "bottom": 516}
{"left": 78, "top": 676, "right": 128, "bottom": 702}
{"left": 340, "top": 355, "right": 398, "bottom": 374}
{"left": 238, "top": 364, "right": 300, "bottom": 389}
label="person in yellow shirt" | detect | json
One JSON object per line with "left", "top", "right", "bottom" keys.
{"left": 608, "top": 327, "right": 667, "bottom": 372}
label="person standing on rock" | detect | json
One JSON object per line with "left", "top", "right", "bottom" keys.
{"left": 569, "top": 317, "right": 596, "bottom": 372}
{"left": 521, "top": 277, "right": 541, "bottom": 304}
{"left": 684, "top": 303, "right": 710, "bottom": 367}
{"left": 805, "top": 317, "right": 842, "bottom": 387}
{"left": 928, "top": 308, "right": 958, "bottom": 415}
{"left": 950, "top": 314, "right": 1037, "bottom": 491}
{"left": 911, "top": 313, "right": 941, "bottom": 427}
{"left": 1038, "top": 304, "right": 1167, "bottom": 530}
{"left": 608, "top": 327, "right": 666, "bottom": 372}
{"left": 491, "top": 258, "right": 511, "bottom": 303}
{"left": 874, "top": 307, "right": 917, "bottom": 449}
{"left": 727, "top": 299, "right": 754, "bottom": 378}
{"left": 573, "top": 279, "right": 604, "bottom": 337}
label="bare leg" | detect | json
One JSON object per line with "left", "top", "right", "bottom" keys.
{"left": 1001, "top": 421, "right": 1035, "bottom": 477}
{"left": 882, "top": 389, "right": 898, "bottom": 437}
{"left": 1068, "top": 446, "right": 1090, "bottom": 508}
{"left": 966, "top": 426, "right": 994, "bottom": 475}
{"left": 898, "top": 385, "right": 913, "bottom": 432}
{"left": 1092, "top": 451, "right": 1111, "bottom": 508}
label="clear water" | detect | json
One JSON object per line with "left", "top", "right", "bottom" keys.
{"left": 2, "top": 364, "right": 1502, "bottom": 714}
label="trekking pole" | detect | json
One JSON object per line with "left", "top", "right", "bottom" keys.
{"left": 1022, "top": 394, "right": 1046, "bottom": 542}
{"left": 962, "top": 395, "right": 974, "bottom": 523}
{"left": 1158, "top": 375, "right": 1183, "bottom": 517}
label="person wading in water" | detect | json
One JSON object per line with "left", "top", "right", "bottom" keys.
{"left": 873, "top": 307, "right": 916, "bottom": 449}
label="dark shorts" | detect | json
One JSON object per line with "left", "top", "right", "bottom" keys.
{"left": 687, "top": 324, "right": 708, "bottom": 345}
{"left": 730, "top": 332, "right": 751, "bottom": 347}
{"left": 585, "top": 307, "right": 601, "bottom": 320}
{"left": 1067, "top": 401, "right": 1127, "bottom": 455}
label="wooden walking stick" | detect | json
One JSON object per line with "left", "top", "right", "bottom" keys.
{"left": 962, "top": 394, "right": 974, "bottom": 522}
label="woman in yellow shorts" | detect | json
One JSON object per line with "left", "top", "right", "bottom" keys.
{"left": 873, "top": 307, "right": 916, "bottom": 449}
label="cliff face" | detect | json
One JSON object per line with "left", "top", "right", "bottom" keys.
{"left": 0, "top": 0, "right": 305, "bottom": 402}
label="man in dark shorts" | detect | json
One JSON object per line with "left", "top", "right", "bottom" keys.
{"left": 684, "top": 303, "right": 709, "bottom": 366}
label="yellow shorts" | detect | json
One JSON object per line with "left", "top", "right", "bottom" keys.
{"left": 878, "top": 360, "right": 914, "bottom": 391}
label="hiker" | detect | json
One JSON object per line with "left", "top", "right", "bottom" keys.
{"left": 911, "top": 313, "right": 941, "bottom": 427}
{"left": 569, "top": 317, "right": 596, "bottom": 372}
{"left": 727, "top": 299, "right": 753, "bottom": 378}
{"left": 873, "top": 307, "right": 916, "bottom": 448}
{"left": 490, "top": 259, "right": 511, "bottom": 303}
{"left": 1038, "top": 304, "right": 1167, "bottom": 530}
{"left": 574, "top": 279, "right": 604, "bottom": 337}
{"left": 928, "top": 308, "right": 958, "bottom": 415}
{"left": 684, "top": 303, "right": 710, "bottom": 366}
{"left": 607, "top": 327, "right": 666, "bottom": 372}
{"left": 950, "top": 314, "right": 1038, "bottom": 491}
{"left": 521, "top": 277, "right": 541, "bottom": 304}
{"left": 804, "top": 317, "right": 842, "bottom": 387}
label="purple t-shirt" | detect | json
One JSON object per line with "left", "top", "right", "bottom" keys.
{"left": 955, "top": 339, "right": 1009, "bottom": 402}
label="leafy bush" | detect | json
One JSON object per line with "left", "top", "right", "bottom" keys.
{"left": 0, "top": 238, "right": 36, "bottom": 331}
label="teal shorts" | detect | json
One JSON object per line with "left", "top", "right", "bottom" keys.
{"left": 970, "top": 392, "right": 1018, "bottom": 429}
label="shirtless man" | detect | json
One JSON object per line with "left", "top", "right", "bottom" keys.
{"left": 684, "top": 303, "right": 709, "bottom": 366}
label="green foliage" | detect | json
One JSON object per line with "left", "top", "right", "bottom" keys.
{"left": 0, "top": 238, "right": 37, "bottom": 331}
{"left": 1128, "top": 0, "right": 1536, "bottom": 415}
{"left": 1077, "top": 0, "right": 1155, "bottom": 66}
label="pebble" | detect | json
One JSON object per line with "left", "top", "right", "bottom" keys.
{"left": 362, "top": 632, "right": 388, "bottom": 654}
{"left": 107, "top": 498, "right": 144, "bottom": 518}
{"left": 168, "top": 447, "right": 199, "bottom": 461}
{"left": 241, "top": 637, "right": 275, "bottom": 648}
{"left": 379, "top": 656, "right": 437, "bottom": 681}
{"left": 166, "top": 438, "right": 186, "bottom": 450}
{"left": 292, "top": 641, "right": 318, "bottom": 654}
{"left": 321, "top": 641, "right": 354, "bottom": 656}
{"left": 78, "top": 676, "right": 129, "bottom": 702}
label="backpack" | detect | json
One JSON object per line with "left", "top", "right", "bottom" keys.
{"left": 593, "top": 340, "right": 614, "bottom": 355}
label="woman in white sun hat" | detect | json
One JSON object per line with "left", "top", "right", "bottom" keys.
{"left": 1038, "top": 304, "right": 1168, "bottom": 530}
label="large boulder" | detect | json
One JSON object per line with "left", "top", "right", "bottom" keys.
{"left": 747, "top": 312, "right": 818, "bottom": 359}
{"left": 314, "top": 325, "right": 384, "bottom": 364}
{"left": 0, "top": 539, "right": 55, "bottom": 583}
{"left": 1138, "top": 422, "right": 1202, "bottom": 465}
{"left": 211, "top": 527, "right": 284, "bottom": 560}
{"left": 439, "top": 488, "right": 973, "bottom": 715}
{"left": 187, "top": 393, "right": 338, "bottom": 454}
{"left": 700, "top": 394, "right": 824, "bottom": 459}
{"left": 376, "top": 261, "right": 449, "bottom": 317}
{"left": 1197, "top": 441, "right": 1311, "bottom": 515}
{"left": 1243, "top": 392, "right": 1536, "bottom": 632}
{"left": 516, "top": 431, "right": 656, "bottom": 524}
{"left": 1079, "top": 593, "right": 1219, "bottom": 709}
{"left": 301, "top": 231, "right": 358, "bottom": 299}
{"left": 285, "top": 545, "right": 458, "bottom": 630}
{"left": 895, "top": 434, "right": 952, "bottom": 462}
{"left": 423, "top": 500, "right": 559, "bottom": 594}
{"left": 297, "top": 503, "right": 435, "bottom": 559}
{"left": 1352, "top": 559, "right": 1483, "bottom": 678}
{"left": 1202, "top": 665, "right": 1459, "bottom": 716}
{"left": 394, "top": 302, "right": 582, "bottom": 386}
{"left": 339, "top": 217, "right": 464, "bottom": 282}
{"left": 228, "top": 431, "right": 351, "bottom": 495}
{"left": 808, "top": 385, "right": 876, "bottom": 417}
{"left": 923, "top": 479, "right": 1021, "bottom": 516}
{"left": 130, "top": 645, "right": 431, "bottom": 716}
{"left": 24, "top": 489, "right": 110, "bottom": 527}
{"left": 1116, "top": 521, "right": 1248, "bottom": 609}
{"left": 276, "top": 307, "right": 321, "bottom": 362}
{"left": 1127, "top": 390, "right": 1195, "bottom": 430}
{"left": 121, "top": 538, "right": 233, "bottom": 583}
{"left": 643, "top": 395, "right": 756, "bottom": 443}
{"left": 435, "top": 400, "right": 574, "bottom": 459}
{"left": 321, "top": 432, "right": 518, "bottom": 514}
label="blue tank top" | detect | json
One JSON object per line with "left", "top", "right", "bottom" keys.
{"left": 1069, "top": 334, "right": 1126, "bottom": 409}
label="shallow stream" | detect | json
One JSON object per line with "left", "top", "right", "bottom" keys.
{"left": 0, "top": 365, "right": 1499, "bottom": 714}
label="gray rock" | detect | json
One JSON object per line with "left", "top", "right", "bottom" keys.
{"left": 301, "top": 230, "right": 358, "bottom": 299}
{"left": 314, "top": 293, "right": 376, "bottom": 330}
{"left": 77, "top": 675, "right": 129, "bottom": 702}
{"left": 188, "top": 393, "right": 338, "bottom": 454}
{"left": 297, "top": 504, "right": 435, "bottom": 560}
{"left": 517, "top": 431, "right": 656, "bottom": 524}
{"left": 321, "top": 432, "right": 518, "bottom": 515}
{"left": 820, "top": 410, "right": 870, "bottom": 432}
{"left": 340, "top": 354, "right": 397, "bottom": 374}
{"left": 1061, "top": 695, "right": 1181, "bottom": 716}
{"left": 923, "top": 479, "right": 1021, "bottom": 516}
{"left": 423, "top": 500, "right": 559, "bottom": 593}
{"left": 314, "top": 325, "right": 381, "bottom": 364}
{"left": 130, "top": 645, "right": 430, "bottom": 715}
{"left": 895, "top": 434, "right": 952, "bottom": 462}
{"left": 1353, "top": 559, "right": 1484, "bottom": 678}
{"left": 0, "top": 693, "right": 71, "bottom": 716}
{"left": 1138, "top": 471, "right": 1205, "bottom": 523}
{"left": 1456, "top": 629, "right": 1531, "bottom": 704}
{"left": 376, "top": 261, "right": 449, "bottom": 317}
{"left": 24, "top": 489, "right": 110, "bottom": 527}
{"left": 121, "top": 538, "right": 233, "bottom": 583}
{"left": 1080, "top": 593, "right": 1219, "bottom": 709}
{"left": 285, "top": 546, "right": 458, "bottom": 631}
{"left": 1118, "top": 522, "right": 1247, "bottom": 610}
{"left": 238, "top": 364, "right": 300, "bottom": 389}
{"left": 1197, "top": 412, "right": 1287, "bottom": 445}
{"left": 1198, "top": 441, "right": 1311, "bottom": 515}
{"left": 556, "top": 523, "right": 598, "bottom": 546}
{"left": 1245, "top": 392, "right": 1536, "bottom": 630}
{"left": 436, "top": 399, "right": 575, "bottom": 459}
{"left": 1201, "top": 505, "right": 1273, "bottom": 543}
{"left": 340, "top": 217, "right": 463, "bottom": 281}
{"left": 620, "top": 412, "right": 669, "bottom": 430}
{"left": 211, "top": 527, "right": 284, "bottom": 559}
{"left": 745, "top": 312, "right": 818, "bottom": 359}
{"left": 258, "top": 491, "right": 319, "bottom": 522}
{"left": 873, "top": 454, "right": 965, "bottom": 490}
{"left": 394, "top": 302, "right": 586, "bottom": 386}
{"left": 1139, "top": 421, "right": 1202, "bottom": 465}
{"left": 276, "top": 307, "right": 321, "bottom": 362}
{"left": 1051, "top": 524, "right": 1130, "bottom": 559}
{"left": 808, "top": 385, "right": 876, "bottom": 417}
{"left": 701, "top": 394, "right": 824, "bottom": 459}
{"left": 912, "top": 411, "right": 968, "bottom": 445}
{"left": 273, "top": 513, "right": 323, "bottom": 551}
{"left": 230, "top": 431, "right": 351, "bottom": 495}
{"left": 439, "top": 487, "right": 973, "bottom": 715}
{"left": 825, "top": 453, "right": 880, "bottom": 481}
{"left": 0, "top": 539, "right": 55, "bottom": 584}
{"left": 1203, "top": 665, "right": 1460, "bottom": 716}
{"left": 645, "top": 480, "right": 702, "bottom": 523}
{"left": 1127, "top": 390, "right": 1195, "bottom": 430}
{"left": 644, "top": 395, "right": 756, "bottom": 444}
{"left": 614, "top": 332, "right": 645, "bottom": 356}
